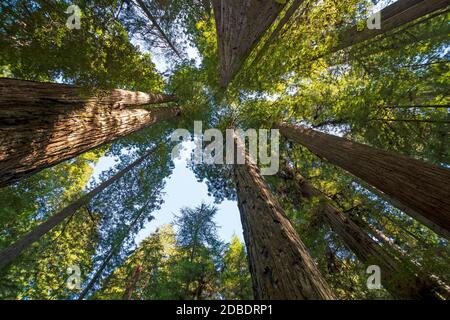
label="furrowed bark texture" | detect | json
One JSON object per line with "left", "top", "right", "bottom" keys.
{"left": 212, "top": 0, "right": 287, "bottom": 88}
{"left": 250, "top": 0, "right": 306, "bottom": 67}
{"left": 332, "top": 0, "right": 450, "bottom": 53}
{"left": 278, "top": 123, "right": 450, "bottom": 240}
{"left": 0, "top": 78, "right": 180, "bottom": 188}
{"left": 233, "top": 134, "right": 335, "bottom": 300}
{"left": 279, "top": 167, "right": 449, "bottom": 299}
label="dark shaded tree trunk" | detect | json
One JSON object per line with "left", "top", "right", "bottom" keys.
{"left": 368, "top": 118, "right": 449, "bottom": 124}
{"left": 78, "top": 204, "right": 149, "bottom": 300}
{"left": 278, "top": 166, "right": 449, "bottom": 299}
{"left": 331, "top": 0, "right": 449, "bottom": 53}
{"left": 212, "top": 0, "right": 287, "bottom": 87}
{"left": 232, "top": 132, "right": 335, "bottom": 300}
{"left": 324, "top": 245, "right": 341, "bottom": 274}
{"left": 78, "top": 246, "right": 117, "bottom": 300}
{"left": 0, "top": 149, "right": 153, "bottom": 270}
{"left": 0, "top": 78, "right": 180, "bottom": 188}
{"left": 277, "top": 122, "right": 450, "bottom": 240}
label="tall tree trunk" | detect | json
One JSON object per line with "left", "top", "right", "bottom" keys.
{"left": 278, "top": 166, "right": 449, "bottom": 299}
{"left": 232, "top": 132, "right": 335, "bottom": 300}
{"left": 78, "top": 245, "right": 117, "bottom": 300}
{"left": 368, "top": 118, "right": 449, "bottom": 124}
{"left": 330, "top": 0, "right": 449, "bottom": 53}
{"left": 134, "top": 0, "right": 182, "bottom": 58}
{"left": 0, "top": 78, "right": 180, "bottom": 188}
{"left": 277, "top": 122, "right": 450, "bottom": 240}
{"left": 78, "top": 203, "right": 150, "bottom": 300}
{"left": 123, "top": 265, "right": 143, "bottom": 300}
{"left": 212, "top": 0, "right": 287, "bottom": 87}
{"left": 250, "top": 0, "right": 306, "bottom": 68}
{"left": 0, "top": 149, "right": 153, "bottom": 270}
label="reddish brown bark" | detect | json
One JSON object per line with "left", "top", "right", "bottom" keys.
{"left": 278, "top": 166, "right": 449, "bottom": 299}
{"left": 250, "top": 0, "right": 306, "bottom": 68}
{"left": 233, "top": 133, "right": 335, "bottom": 300}
{"left": 278, "top": 122, "right": 450, "bottom": 240}
{"left": 212, "top": 0, "right": 287, "bottom": 87}
{"left": 331, "top": 0, "right": 449, "bottom": 53}
{"left": 123, "top": 265, "right": 143, "bottom": 300}
{"left": 0, "top": 78, "right": 180, "bottom": 188}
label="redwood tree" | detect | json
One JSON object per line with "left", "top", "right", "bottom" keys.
{"left": 278, "top": 122, "right": 450, "bottom": 240}
{"left": 212, "top": 0, "right": 287, "bottom": 87}
{"left": 0, "top": 148, "right": 154, "bottom": 270}
{"left": 0, "top": 78, "right": 180, "bottom": 187}
{"left": 278, "top": 165, "right": 449, "bottom": 299}
{"left": 331, "top": 0, "right": 450, "bottom": 53}
{"left": 233, "top": 133, "right": 335, "bottom": 299}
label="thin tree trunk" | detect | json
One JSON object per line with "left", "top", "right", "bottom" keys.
{"left": 278, "top": 166, "right": 449, "bottom": 299}
{"left": 277, "top": 122, "right": 450, "bottom": 240}
{"left": 324, "top": 245, "right": 341, "bottom": 274}
{"left": 78, "top": 203, "right": 150, "bottom": 300}
{"left": 78, "top": 246, "right": 117, "bottom": 300}
{"left": 232, "top": 132, "right": 335, "bottom": 300}
{"left": 123, "top": 265, "right": 143, "bottom": 300}
{"left": 0, "top": 78, "right": 180, "bottom": 188}
{"left": 134, "top": 0, "right": 182, "bottom": 58}
{"left": 0, "top": 149, "right": 153, "bottom": 270}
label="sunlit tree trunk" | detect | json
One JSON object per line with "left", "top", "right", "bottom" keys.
{"left": 0, "top": 78, "right": 180, "bottom": 188}
{"left": 278, "top": 166, "right": 449, "bottom": 299}
{"left": 123, "top": 265, "right": 143, "bottom": 300}
{"left": 0, "top": 149, "right": 152, "bottom": 270}
{"left": 232, "top": 132, "right": 335, "bottom": 300}
{"left": 277, "top": 122, "right": 450, "bottom": 240}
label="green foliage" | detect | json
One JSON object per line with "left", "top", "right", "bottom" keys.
{"left": 93, "top": 204, "right": 252, "bottom": 300}
{"left": 219, "top": 235, "right": 253, "bottom": 300}
{"left": 0, "top": 0, "right": 164, "bottom": 91}
{"left": 1, "top": 0, "right": 449, "bottom": 300}
{"left": 0, "top": 150, "right": 103, "bottom": 299}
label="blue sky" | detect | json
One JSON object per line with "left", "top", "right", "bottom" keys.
{"left": 88, "top": 28, "right": 244, "bottom": 246}
{"left": 135, "top": 141, "right": 243, "bottom": 244}
{"left": 90, "top": 141, "right": 244, "bottom": 245}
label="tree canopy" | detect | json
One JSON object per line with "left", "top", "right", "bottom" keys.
{"left": 0, "top": 0, "right": 448, "bottom": 300}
